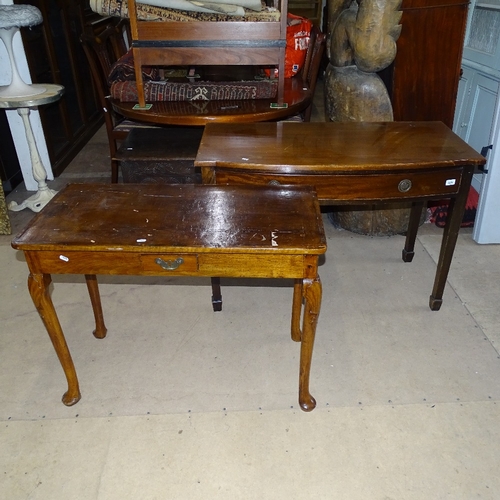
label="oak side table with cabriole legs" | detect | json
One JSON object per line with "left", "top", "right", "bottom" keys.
{"left": 12, "top": 183, "right": 326, "bottom": 411}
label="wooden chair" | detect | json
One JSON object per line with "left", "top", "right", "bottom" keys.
{"left": 126, "top": 0, "right": 288, "bottom": 109}
{"left": 80, "top": 20, "right": 157, "bottom": 182}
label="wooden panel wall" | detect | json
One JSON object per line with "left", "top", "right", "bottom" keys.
{"left": 380, "top": 0, "right": 469, "bottom": 128}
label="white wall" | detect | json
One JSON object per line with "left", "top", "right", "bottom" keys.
{"left": 473, "top": 99, "right": 500, "bottom": 243}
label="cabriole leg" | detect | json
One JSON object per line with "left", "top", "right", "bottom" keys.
{"left": 291, "top": 279, "right": 303, "bottom": 342}
{"left": 85, "top": 274, "right": 107, "bottom": 339}
{"left": 28, "top": 273, "right": 81, "bottom": 406}
{"left": 298, "top": 276, "right": 322, "bottom": 412}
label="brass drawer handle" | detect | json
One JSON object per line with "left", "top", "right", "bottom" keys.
{"left": 398, "top": 179, "right": 412, "bottom": 193}
{"left": 155, "top": 257, "right": 184, "bottom": 270}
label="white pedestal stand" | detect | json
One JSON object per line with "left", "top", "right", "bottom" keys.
{"left": 0, "top": 84, "right": 64, "bottom": 212}
{"left": 0, "top": 4, "right": 63, "bottom": 212}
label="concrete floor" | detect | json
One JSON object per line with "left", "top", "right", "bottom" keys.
{"left": 1, "top": 85, "right": 500, "bottom": 499}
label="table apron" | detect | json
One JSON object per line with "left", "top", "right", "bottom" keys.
{"left": 211, "top": 168, "right": 465, "bottom": 201}
{"left": 25, "top": 251, "right": 318, "bottom": 279}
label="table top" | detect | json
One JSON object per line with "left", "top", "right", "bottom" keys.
{"left": 111, "top": 76, "right": 312, "bottom": 126}
{"left": 0, "top": 83, "right": 64, "bottom": 109}
{"left": 195, "top": 121, "right": 487, "bottom": 172}
{"left": 12, "top": 183, "right": 326, "bottom": 254}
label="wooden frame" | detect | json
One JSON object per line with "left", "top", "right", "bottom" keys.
{"left": 127, "top": 0, "right": 288, "bottom": 108}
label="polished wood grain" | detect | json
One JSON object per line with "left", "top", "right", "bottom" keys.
{"left": 133, "top": 22, "right": 283, "bottom": 42}
{"left": 195, "top": 120, "right": 486, "bottom": 310}
{"left": 12, "top": 183, "right": 326, "bottom": 411}
{"left": 380, "top": 0, "right": 468, "bottom": 128}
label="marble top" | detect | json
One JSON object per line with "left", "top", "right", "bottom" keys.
{"left": 0, "top": 83, "right": 64, "bottom": 109}
{"left": 0, "top": 5, "right": 42, "bottom": 29}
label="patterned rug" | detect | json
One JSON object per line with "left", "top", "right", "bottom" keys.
{"left": 111, "top": 79, "right": 278, "bottom": 101}
{"left": 427, "top": 187, "right": 479, "bottom": 228}
{"left": 90, "top": 0, "right": 281, "bottom": 22}
{"left": 108, "top": 49, "right": 278, "bottom": 101}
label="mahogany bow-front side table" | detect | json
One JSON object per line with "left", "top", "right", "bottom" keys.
{"left": 12, "top": 183, "right": 326, "bottom": 411}
{"left": 195, "top": 121, "right": 486, "bottom": 310}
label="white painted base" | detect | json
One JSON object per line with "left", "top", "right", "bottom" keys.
{"left": 7, "top": 106, "right": 56, "bottom": 212}
{"left": 8, "top": 185, "right": 57, "bottom": 212}
{"left": 0, "top": 1, "right": 53, "bottom": 191}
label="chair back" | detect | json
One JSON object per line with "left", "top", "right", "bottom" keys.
{"left": 302, "top": 25, "right": 326, "bottom": 91}
{"left": 300, "top": 24, "right": 326, "bottom": 121}
{"left": 80, "top": 20, "right": 130, "bottom": 132}
{"left": 80, "top": 20, "right": 134, "bottom": 182}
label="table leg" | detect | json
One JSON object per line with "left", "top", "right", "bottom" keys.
{"left": 7, "top": 108, "right": 57, "bottom": 213}
{"left": 298, "top": 276, "right": 321, "bottom": 412}
{"left": 211, "top": 277, "right": 222, "bottom": 312}
{"left": 402, "top": 201, "right": 424, "bottom": 262}
{"left": 429, "top": 167, "right": 475, "bottom": 311}
{"left": 28, "top": 273, "right": 81, "bottom": 406}
{"left": 291, "top": 279, "right": 303, "bottom": 342}
{"left": 85, "top": 274, "right": 107, "bottom": 339}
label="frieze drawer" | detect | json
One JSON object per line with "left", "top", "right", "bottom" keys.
{"left": 214, "top": 169, "right": 463, "bottom": 201}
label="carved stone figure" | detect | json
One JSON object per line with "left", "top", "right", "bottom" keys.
{"left": 326, "top": 0, "right": 416, "bottom": 236}
{"left": 325, "top": 0, "right": 402, "bottom": 122}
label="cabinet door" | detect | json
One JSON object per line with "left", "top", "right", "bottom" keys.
{"left": 453, "top": 66, "right": 475, "bottom": 137}
{"left": 463, "top": 0, "right": 500, "bottom": 70}
{"left": 473, "top": 98, "right": 500, "bottom": 243}
{"left": 461, "top": 72, "right": 499, "bottom": 154}
{"left": 387, "top": 0, "right": 468, "bottom": 128}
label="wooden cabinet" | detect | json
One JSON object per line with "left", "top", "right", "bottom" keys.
{"left": 454, "top": 0, "right": 500, "bottom": 154}
{"left": 462, "top": 0, "right": 500, "bottom": 69}
{"left": 453, "top": 0, "right": 500, "bottom": 191}
{"left": 380, "top": 0, "right": 469, "bottom": 128}
{"left": 453, "top": 0, "right": 500, "bottom": 242}
{"left": 454, "top": 68, "right": 499, "bottom": 153}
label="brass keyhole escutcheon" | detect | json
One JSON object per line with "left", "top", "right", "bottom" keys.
{"left": 398, "top": 179, "right": 412, "bottom": 193}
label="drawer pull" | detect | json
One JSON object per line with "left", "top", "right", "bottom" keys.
{"left": 398, "top": 179, "right": 412, "bottom": 193}
{"left": 268, "top": 180, "right": 281, "bottom": 186}
{"left": 155, "top": 257, "right": 184, "bottom": 270}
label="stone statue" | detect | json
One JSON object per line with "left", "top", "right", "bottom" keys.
{"left": 325, "top": 0, "right": 402, "bottom": 122}
{"left": 326, "top": 0, "right": 417, "bottom": 236}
